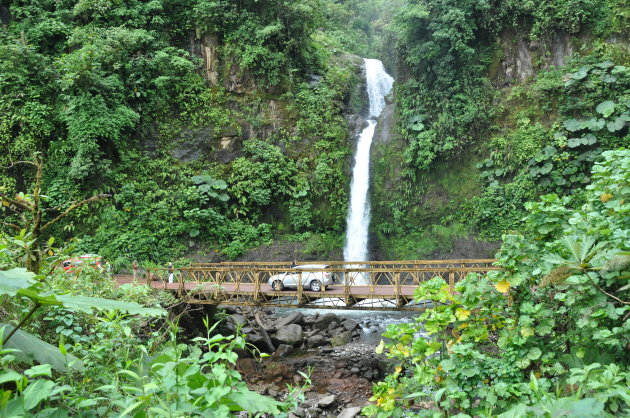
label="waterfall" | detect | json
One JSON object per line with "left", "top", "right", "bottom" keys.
{"left": 343, "top": 59, "right": 394, "bottom": 267}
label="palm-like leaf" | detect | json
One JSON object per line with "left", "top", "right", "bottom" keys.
{"left": 545, "top": 236, "right": 607, "bottom": 271}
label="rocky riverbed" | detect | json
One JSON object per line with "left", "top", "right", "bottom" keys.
{"left": 219, "top": 306, "right": 414, "bottom": 417}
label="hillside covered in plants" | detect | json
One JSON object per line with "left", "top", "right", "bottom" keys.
{"left": 0, "top": 1, "right": 627, "bottom": 263}
{"left": 0, "top": 0, "right": 400, "bottom": 268}
{"left": 0, "top": 0, "right": 629, "bottom": 416}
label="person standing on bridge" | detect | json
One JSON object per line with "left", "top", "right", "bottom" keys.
{"left": 290, "top": 259, "right": 297, "bottom": 268}
{"left": 168, "top": 262, "right": 174, "bottom": 284}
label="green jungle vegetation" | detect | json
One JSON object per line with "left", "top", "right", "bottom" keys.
{"left": 0, "top": 0, "right": 400, "bottom": 268}
{"left": 1, "top": 0, "right": 629, "bottom": 416}
{"left": 371, "top": 0, "right": 630, "bottom": 257}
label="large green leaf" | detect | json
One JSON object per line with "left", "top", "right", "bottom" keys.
{"left": 23, "top": 379, "right": 55, "bottom": 411}
{"left": 570, "top": 66, "right": 590, "bottom": 80}
{"left": 0, "top": 268, "right": 61, "bottom": 306}
{"left": 0, "top": 270, "right": 164, "bottom": 316}
{"left": 15, "top": 288, "right": 61, "bottom": 306}
{"left": 595, "top": 101, "right": 615, "bottom": 118}
{"left": 55, "top": 295, "right": 166, "bottom": 316}
{"left": 606, "top": 112, "right": 629, "bottom": 132}
{"left": 0, "top": 268, "right": 37, "bottom": 296}
{"left": 548, "top": 398, "right": 604, "bottom": 417}
{"left": 1, "top": 324, "right": 84, "bottom": 372}
{"left": 563, "top": 118, "right": 581, "bottom": 132}
{"left": 229, "top": 390, "right": 282, "bottom": 414}
{"left": 567, "top": 137, "right": 581, "bottom": 148}
{"left": 583, "top": 118, "right": 605, "bottom": 131}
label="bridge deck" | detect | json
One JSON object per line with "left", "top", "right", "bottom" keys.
{"left": 120, "top": 260, "right": 499, "bottom": 311}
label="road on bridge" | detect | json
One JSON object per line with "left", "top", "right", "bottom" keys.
{"left": 115, "top": 259, "right": 500, "bottom": 310}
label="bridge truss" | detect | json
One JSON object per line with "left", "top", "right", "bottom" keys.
{"left": 145, "top": 260, "right": 500, "bottom": 311}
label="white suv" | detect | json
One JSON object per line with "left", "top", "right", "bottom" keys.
{"left": 268, "top": 264, "right": 337, "bottom": 292}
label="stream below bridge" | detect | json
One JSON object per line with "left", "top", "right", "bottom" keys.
{"left": 216, "top": 305, "right": 429, "bottom": 417}
{"left": 273, "top": 307, "right": 415, "bottom": 345}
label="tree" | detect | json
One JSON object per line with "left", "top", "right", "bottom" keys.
{"left": 0, "top": 154, "right": 109, "bottom": 272}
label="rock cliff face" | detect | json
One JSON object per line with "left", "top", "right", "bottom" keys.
{"left": 169, "top": 32, "right": 367, "bottom": 167}
{"left": 368, "top": 30, "right": 598, "bottom": 260}
{"left": 492, "top": 31, "right": 575, "bottom": 86}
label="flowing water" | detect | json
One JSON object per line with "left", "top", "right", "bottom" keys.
{"left": 343, "top": 59, "right": 394, "bottom": 282}
{"left": 343, "top": 59, "right": 394, "bottom": 263}
{"left": 273, "top": 307, "right": 414, "bottom": 345}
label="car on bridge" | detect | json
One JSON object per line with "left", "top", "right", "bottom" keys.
{"left": 268, "top": 264, "right": 337, "bottom": 292}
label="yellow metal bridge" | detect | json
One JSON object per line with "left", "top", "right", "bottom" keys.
{"left": 130, "top": 259, "right": 499, "bottom": 311}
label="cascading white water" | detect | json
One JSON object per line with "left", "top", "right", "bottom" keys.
{"left": 344, "top": 59, "right": 394, "bottom": 267}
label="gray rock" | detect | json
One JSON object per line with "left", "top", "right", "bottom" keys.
{"left": 305, "top": 391, "right": 319, "bottom": 400}
{"left": 274, "top": 324, "right": 303, "bottom": 346}
{"left": 231, "top": 314, "right": 247, "bottom": 326}
{"left": 337, "top": 407, "right": 362, "bottom": 418}
{"left": 217, "top": 304, "right": 240, "bottom": 314}
{"left": 304, "top": 329, "right": 320, "bottom": 338}
{"left": 331, "top": 330, "right": 353, "bottom": 347}
{"left": 341, "top": 319, "right": 358, "bottom": 331}
{"left": 275, "top": 344, "right": 294, "bottom": 357}
{"left": 327, "top": 321, "right": 339, "bottom": 331}
{"left": 317, "top": 394, "right": 336, "bottom": 408}
{"left": 327, "top": 327, "right": 340, "bottom": 337}
{"left": 313, "top": 313, "right": 339, "bottom": 330}
{"left": 364, "top": 371, "right": 373, "bottom": 380}
{"left": 307, "top": 74, "right": 323, "bottom": 88}
{"left": 306, "top": 335, "right": 327, "bottom": 348}
{"left": 275, "top": 312, "right": 304, "bottom": 329}
{"left": 307, "top": 407, "right": 321, "bottom": 416}
{"left": 350, "top": 367, "right": 360, "bottom": 374}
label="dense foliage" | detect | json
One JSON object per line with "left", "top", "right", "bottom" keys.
{"left": 395, "top": 0, "right": 623, "bottom": 169}
{"left": 459, "top": 55, "right": 630, "bottom": 239}
{"left": 0, "top": 243, "right": 302, "bottom": 416}
{"left": 371, "top": 0, "right": 629, "bottom": 258}
{"left": 1, "top": 1, "right": 629, "bottom": 416}
{"left": 0, "top": 0, "right": 394, "bottom": 264}
{"left": 367, "top": 149, "right": 630, "bottom": 417}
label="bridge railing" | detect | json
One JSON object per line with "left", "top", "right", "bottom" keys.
{"left": 145, "top": 260, "right": 500, "bottom": 310}
{"left": 190, "top": 259, "right": 497, "bottom": 269}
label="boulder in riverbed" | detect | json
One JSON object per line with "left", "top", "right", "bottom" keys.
{"left": 341, "top": 319, "right": 358, "bottom": 331}
{"left": 245, "top": 333, "right": 263, "bottom": 345}
{"left": 337, "top": 406, "right": 362, "bottom": 418}
{"left": 317, "top": 394, "right": 336, "bottom": 408}
{"left": 306, "top": 334, "right": 327, "bottom": 348}
{"left": 275, "top": 344, "right": 294, "bottom": 357}
{"left": 313, "top": 313, "right": 338, "bottom": 330}
{"left": 275, "top": 312, "right": 303, "bottom": 329}
{"left": 274, "top": 324, "right": 304, "bottom": 346}
{"left": 331, "top": 330, "right": 353, "bottom": 347}
{"left": 262, "top": 362, "right": 293, "bottom": 380}
{"left": 226, "top": 313, "right": 247, "bottom": 332}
